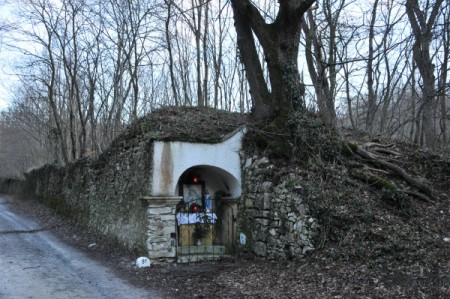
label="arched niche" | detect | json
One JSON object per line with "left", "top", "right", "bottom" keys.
{"left": 151, "top": 129, "right": 245, "bottom": 197}
{"left": 175, "top": 165, "right": 241, "bottom": 201}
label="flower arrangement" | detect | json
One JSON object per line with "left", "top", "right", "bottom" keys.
{"left": 192, "top": 223, "right": 209, "bottom": 239}
{"left": 192, "top": 212, "right": 213, "bottom": 244}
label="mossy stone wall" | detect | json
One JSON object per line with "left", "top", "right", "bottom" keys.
{"left": 238, "top": 153, "right": 319, "bottom": 260}
{"left": 3, "top": 138, "right": 153, "bottom": 252}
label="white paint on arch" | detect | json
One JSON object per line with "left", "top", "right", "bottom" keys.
{"left": 151, "top": 129, "right": 245, "bottom": 197}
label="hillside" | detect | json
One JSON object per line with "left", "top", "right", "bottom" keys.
{"left": 3, "top": 107, "right": 450, "bottom": 298}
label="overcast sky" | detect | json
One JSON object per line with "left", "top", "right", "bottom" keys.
{"left": 0, "top": 51, "right": 15, "bottom": 111}
{"left": 0, "top": 1, "right": 17, "bottom": 111}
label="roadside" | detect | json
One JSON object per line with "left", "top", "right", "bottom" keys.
{"left": 0, "top": 195, "right": 161, "bottom": 299}
{"left": 3, "top": 193, "right": 450, "bottom": 298}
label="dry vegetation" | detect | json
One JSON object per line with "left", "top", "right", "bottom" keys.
{"left": 113, "top": 106, "right": 249, "bottom": 145}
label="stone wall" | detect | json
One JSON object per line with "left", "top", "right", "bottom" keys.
{"left": 5, "top": 138, "right": 153, "bottom": 253}
{"left": 238, "top": 154, "right": 319, "bottom": 260}
{"left": 141, "top": 197, "right": 180, "bottom": 263}
{"left": 0, "top": 177, "right": 25, "bottom": 194}
{"left": 1, "top": 133, "right": 319, "bottom": 262}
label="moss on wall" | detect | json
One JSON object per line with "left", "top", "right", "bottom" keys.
{"left": 1, "top": 140, "right": 153, "bottom": 253}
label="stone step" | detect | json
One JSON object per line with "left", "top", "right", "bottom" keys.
{"left": 177, "top": 245, "right": 225, "bottom": 255}
{"left": 176, "top": 245, "right": 226, "bottom": 263}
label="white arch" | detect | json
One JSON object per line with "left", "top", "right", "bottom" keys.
{"left": 175, "top": 165, "right": 241, "bottom": 198}
{"left": 151, "top": 129, "right": 244, "bottom": 197}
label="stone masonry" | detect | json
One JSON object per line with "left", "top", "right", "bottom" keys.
{"left": 0, "top": 129, "right": 319, "bottom": 263}
{"left": 239, "top": 154, "right": 319, "bottom": 260}
{"left": 140, "top": 197, "right": 180, "bottom": 263}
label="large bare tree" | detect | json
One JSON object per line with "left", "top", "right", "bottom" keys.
{"left": 230, "top": 0, "right": 316, "bottom": 121}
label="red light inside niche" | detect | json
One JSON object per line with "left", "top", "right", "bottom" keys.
{"left": 193, "top": 177, "right": 198, "bottom": 183}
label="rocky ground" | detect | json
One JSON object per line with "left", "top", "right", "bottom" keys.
{"left": 3, "top": 127, "right": 450, "bottom": 298}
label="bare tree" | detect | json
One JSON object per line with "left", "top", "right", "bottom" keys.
{"left": 365, "top": 0, "right": 379, "bottom": 132}
{"left": 0, "top": 85, "right": 54, "bottom": 176}
{"left": 164, "top": 0, "right": 179, "bottom": 106}
{"left": 436, "top": 0, "right": 450, "bottom": 148}
{"left": 18, "top": 0, "right": 71, "bottom": 163}
{"left": 301, "top": 0, "right": 353, "bottom": 124}
{"left": 406, "top": 0, "right": 443, "bottom": 148}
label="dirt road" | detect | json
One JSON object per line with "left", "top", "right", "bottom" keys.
{"left": 0, "top": 196, "right": 161, "bottom": 299}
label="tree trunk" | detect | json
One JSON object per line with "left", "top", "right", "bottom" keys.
{"left": 438, "top": 2, "right": 449, "bottom": 147}
{"left": 165, "top": 1, "right": 179, "bottom": 106}
{"left": 302, "top": 8, "right": 336, "bottom": 124}
{"left": 202, "top": 2, "right": 209, "bottom": 107}
{"left": 231, "top": 0, "right": 315, "bottom": 120}
{"left": 366, "top": 0, "right": 379, "bottom": 132}
{"left": 405, "top": 0, "right": 443, "bottom": 148}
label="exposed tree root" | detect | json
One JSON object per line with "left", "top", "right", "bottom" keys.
{"left": 344, "top": 141, "right": 437, "bottom": 202}
{"left": 363, "top": 142, "right": 395, "bottom": 148}
{"left": 362, "top": 142, "right": 402, "bottom": 157}
{"left": 403, "top": 190, "right": 433, "bottom": 203}
{"left": 350, "top": 169, "right": 397, "bottom": 190}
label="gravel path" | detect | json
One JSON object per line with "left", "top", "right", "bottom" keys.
{"left": 0, "top": 196, "right": 162, "bottom": 299}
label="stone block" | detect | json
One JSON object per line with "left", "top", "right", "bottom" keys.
{"left": 148, "top": 207, "right": 172, "bottom": 215}
{"left": 253, "top": 241, "right": 267, "bottom": 257}
{"left": 148, "top": 248, "right": 176, "bottom": 259}
{"left": 244, "top": 158, "right": 253, "bottom": 168}
{"left": 160, "top": 214, "right": 176, "bottom": 222}
{"left": 294, "top": 222, "right": 303, "bottom": 231}
{"left": 296, "top": 203, "right": 307, "bottom": 214}
{"left": 255, "top": 218, "right": 269, "bottom": 226}
{"left": 263, "top": 193, "right": 272, "bottom": 209}
{"left": 261, "top": 181, "right": 273, "bottom": 192}
{"left": 149, "top": 226, "right": 175, "bottom": 237}
{"left": 244, "top": 197, "right": 254, "bottom": 208}
{"left": 252, "top": 229, "right": 267, "bottom": 242}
